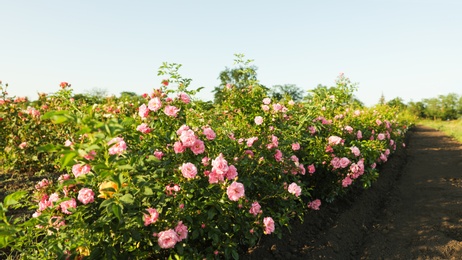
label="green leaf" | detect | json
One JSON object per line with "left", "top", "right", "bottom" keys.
{"left": 119, "top": 194, "right": 134, "bottom": 205}
{"left": 59, "top": 150, "right": 78, "bottom": 168}
{"left": 4, "top": 191, "right": 27, "bottom": 208}
{"left": 143, "top": 187, "right": 153, "bottom": 196}
{"left": 111, "top": 204, "right": 122, "bottom": 221}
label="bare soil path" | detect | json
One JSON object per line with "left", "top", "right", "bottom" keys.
{"left": 243, "top": 125, "right": 462, "bottom": 259}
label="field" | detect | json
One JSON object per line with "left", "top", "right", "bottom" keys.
{"left": 0, "top": 69, "right": 414, "bottom": 259}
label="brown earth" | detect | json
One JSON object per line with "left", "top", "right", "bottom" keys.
{"left": 242, "top": 125, "right": 462, "bottom": 259}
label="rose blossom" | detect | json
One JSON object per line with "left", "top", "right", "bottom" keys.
{"left": 136, "top": 123, "right": 151, "bottom": 134}
{"left": 154, "top": 150, "right": 164, "bottom": 160}
{"left": 288, "top": 182, "right": 302, "bottom": 197}
{"left": 339, "top": 157, "right": 351, "bottom": 168}
{"left": 377, "top": 133, "right": 386, "bottom": 141}
{"left": 173, "top": 141, "right": 185, "bottom": 153}
{"left": 60, "top": 198, "right": 77, "bottom": 214}
{"left": 246, "top": 137, "right": 258, "bottom": 147}
{"left": 328, "top": 136, "right": 343, "bottom": 145}
{"left": 291, "top": 142, "right": 300, "bottom": 151}
{"left": 308, "top": 199, "right": 321, "bottom": 210}
{"left": 263, "top": 217, "right": 275, "bottom": 234}
{"left": 157, "top": 229, "right": 179, "bottom": 249}
{"left": 175, "top": 221, "right": 188, "bottom": 241}
{"left": 342, "top": 176, "right": 353, "bottom": 187}
{"left": 331, "top": 157, "right": 341, "bottom": 169}
{"left": 190, "top": 139, "right": 205, "bottom": 155}
{"left": 344, "top": 125, "right": 354, "bottom": 134}
{"left": 308, "top": 164, "right": 316, "bottom": 174}
{"left": 254, "top": 116, "right": 263, "bottom": 125}
{"left": 226, "top": 181, "right": 245, "bottom": 201}
{"left": 179, "top": 129, "right": 197, "bottom": 147}
{"left": 108, "top": 137, "right": 127, "bottom": 155}
{"left": 249, "top": 201, "right": 262, "bottom": 216}
{"left": 178, "top": 92, "right": 190, "bottom": 104}
{"left": 202, "top": 127, "right": 216, "bottom": 140}
{"left": 176, "top": 125, "right": 190, "bottom": 135}
{"left": 356, "top": 130, "right": 363, "bottom": 140}
{"left": 350, "top": 146, "right": 361, "bottom": 157}
{"left": 19, "top": 142, "right": 27, "bottom": 149}
{"left": 72, "top": 164, "right": 91, "bottom": 178}
{"left": 138, "top": 104, "right": 149, "bottom": 118}
{"left": 78, "top": 188, "right": 95, "bottom": 205}
{"left": 274, "top": 149, "right": 283, "bottom": 162}
{"left": 226, "top": 165, "right": 238, "bottom": 180}
{"left": 180, "top": 162, "right": 197, "bottom": 179}
{"left": 164, "top": 105, "right": 180, "bottom": 117}
{"left": 262, "top": 97, "right": 271, "bottom": 105}
{"left": 148, "top": 97, "right": 162, "bottom": 111}
{"left": 143, "top": 208, "right": 159, "bottom": 226}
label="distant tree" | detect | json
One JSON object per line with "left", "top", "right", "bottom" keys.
{"left": 423, "top": 98, "right": 442, "bottom": 120}
{"left": 408, "top": 101, "right": 426, "bottom": 118}
{"left": 269, "top": 84, "right": 304, "bottom": 102}
{"left": 85, "top": 87, "right": 108, "bottom": 98}
{"left": 387, "top": 97, "right": 407, "bottom": 109}
{"left": 213, "top": 54, "right": 268, "bottom": 104}
{"left": 378, "top": 93, "right": 386, "bottom": 105}
{"left": 439, "top": 93, "right": 459, "bottom": 120}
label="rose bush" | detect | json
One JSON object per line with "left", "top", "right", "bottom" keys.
{"left": 0, "top": 59, "right": 412, "bottom": 259}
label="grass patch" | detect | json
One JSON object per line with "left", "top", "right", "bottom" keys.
{"left": 419, "top": 119, "right": 462, "bottom": 143}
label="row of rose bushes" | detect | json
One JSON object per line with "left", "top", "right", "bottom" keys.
{"left": 0, "top": 69, "right": 411, "bottom": 259}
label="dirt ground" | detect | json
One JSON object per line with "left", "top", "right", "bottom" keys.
{"left": 242, "top": 125, "right": 462, "bottom": 259}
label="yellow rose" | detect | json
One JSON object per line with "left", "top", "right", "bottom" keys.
{"left": 98, "top": 181, "right": 118, "bottom": 199}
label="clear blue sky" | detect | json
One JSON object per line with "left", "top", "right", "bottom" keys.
{"left": 1, "top": 0, "right": 461, "bottom": 106}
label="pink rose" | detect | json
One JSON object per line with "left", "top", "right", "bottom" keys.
{"left": 173, "top": 141, "right": 185, "bottom": 154}
{"left": 356, "top": 130, "right": 363, "bottom": 140}
{"left": 291, "top": 142, "right": 300, "bottom": 151}
{"left": 178, "top": 92, "right": 190, "bottom": 104}
{"left": 138, "top": 104, "right": 149, "bottom": 118}
{"left": 179, "top": 129, "right": 197, "bottom": 147}
{"left": 344, "top": 125, "right": 353, "bottom": 134}
{"left": 377, "top": 133, "right": 385, "bottom": 141}
{"left": 175, "top": 221, "right": 188, "bottom": 241}
{"left": 78, "top": 188, "right": 95, "bottom": 205}
{"left": 339, "top": 157, "right": 351, "bottom": 168}
{"left": 226, "top": 165, "right": 238, "bottom": 180}
{"left": 263, "top": 217, "right": 275, "bottom": 234}
{"left": 342, "top": 176, "right": 353, "bottom": 187}
{"left": 157, "top": 229, "right": 179, "bottom": 249}
{"left": 212, "top": 153, "right": 229, "bottom": 175}
{"left": 274, "top": 149, "right": 283, "bottom": 162}
{"left": 154, "top": 150, "right": 164, "bottom": 160}
{"left": 331, "top": 157, "right": 341, "bottom": 169}
{"left": 180, "top": 162, "right": 197, "bottom": 179}
{"left": 249, "top": 201, "right": 262, "bottom": 216}
{"left": 176, "top": 125, "right": 190, "bottom": 136}
{"left": 262, "top": 98, "right": 271, "bottom": 105}
{"left": 254, "top": 116, "right": 263, "bottom": 125}
{"left": 308, "top": 199, "right": 321, "bottom": 210}
{"left": 350, "top": 146, "right": 361, "bottom": 157}
{"left": 60, "top": 198, "right": 76, "bottom": 214}
{"left": 72, "top": 164, "right": 91, "bottom": 178}
{"left": 164, "top": 105, "right": 180, "bottom": 117}
{"left": 136, "top": 123, "right": 151, "bottom": 134}
{"left": 190, "top": 139, "right": 205, "bottom": 155}
{"left": 308, "top": 164, "right": 316, "bottom": 174}
{"left": 288, "top": 182, "right": 301, "bottom": 197}
{"left": 227, "top": 181, "right": 245, "bottom": 201}
{"left": 328, "top": 136, "right": 343, "bottom": 145}
{"left": 246, "top": 137, "right": 258, "bottom": 147}
{"left": 108, "top": 137, "right": 127, "bottom": 155}
{"left": 143, "top": 208, "right": 159, "bottom": 226}
{"left": 202, "top": 127, "right": 216, "bottom": 140}
{"left": 148, "top": 97, "right": 162, "bottom": 112}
